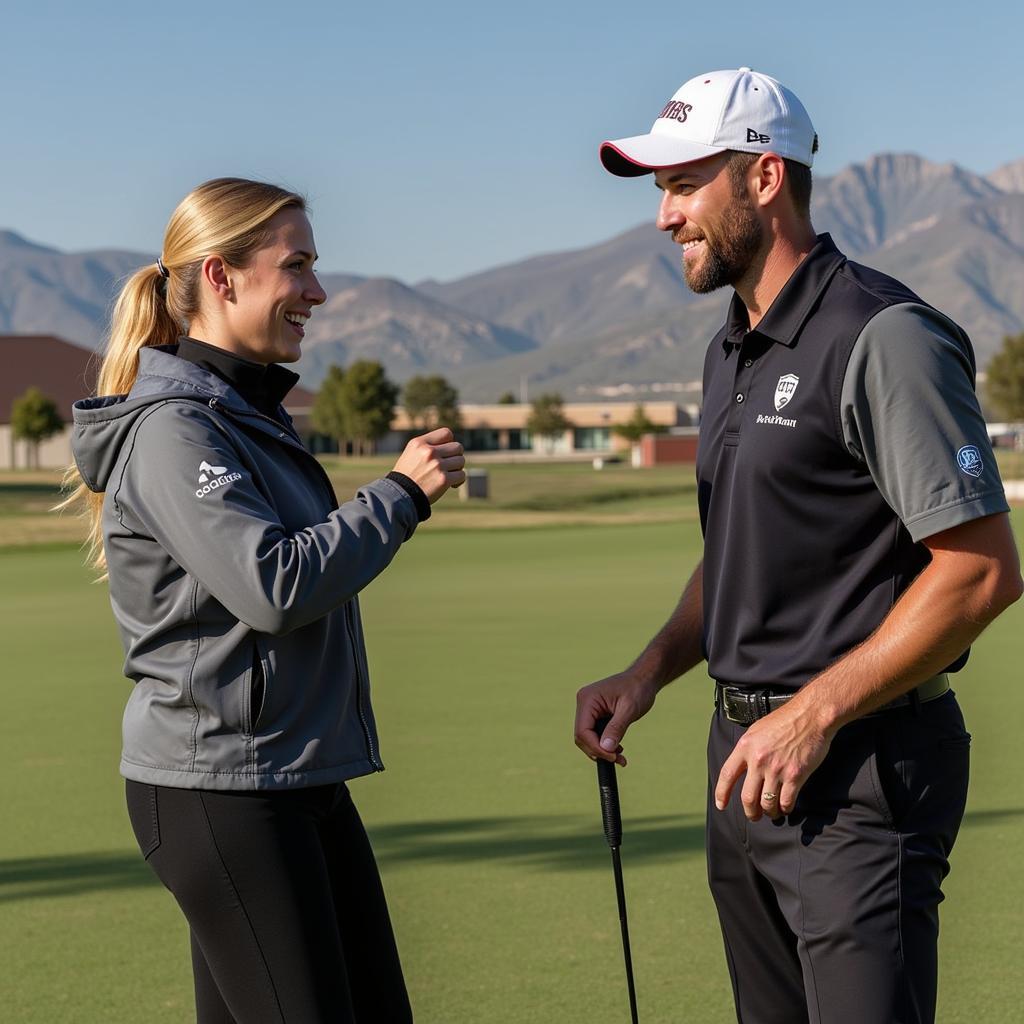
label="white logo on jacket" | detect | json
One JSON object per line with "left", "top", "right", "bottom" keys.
{"left": 197, "top": 460, "right": 227, "bottom": 483}
{"left": 196, "top": 459, "right": 242, "bottom": 498}
{"left": 774, "top": 374, "right": 799, "bottom": 411}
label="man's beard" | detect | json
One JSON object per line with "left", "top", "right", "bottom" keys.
{"left": 682, "top": 200, "right": 763, "bottom": 294}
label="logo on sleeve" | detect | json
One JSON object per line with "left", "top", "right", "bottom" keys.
{"left": 774, "top": 374, "right": 799, "bottom": 411}
{"left": 196, "top": 459, "right": 243, "bottom": 498}
{"left": 956, "top": 445, "right": 983, "bottom": 478}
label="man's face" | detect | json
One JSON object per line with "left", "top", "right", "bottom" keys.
{"left": 654, "top": 153, "right": 764, "bottom": 294}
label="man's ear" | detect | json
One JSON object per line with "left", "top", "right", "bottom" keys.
{"left": 752, "top": 153, "right": 786, "bottom": 208}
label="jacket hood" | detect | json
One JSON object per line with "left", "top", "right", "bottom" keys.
{"left": 72, "top": 345, "right": 262, "bottom": 492}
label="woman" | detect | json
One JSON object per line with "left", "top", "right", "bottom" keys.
{"left": 65, "top": 178, "right": 464, "bottom": 1022}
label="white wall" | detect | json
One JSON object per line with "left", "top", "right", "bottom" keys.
{"left": 0, "top": 425, "right": 74, "bottom": 470}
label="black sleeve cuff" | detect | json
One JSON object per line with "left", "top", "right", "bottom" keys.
{"left": 386, "top": 471, "right": 432, "bottom": 522}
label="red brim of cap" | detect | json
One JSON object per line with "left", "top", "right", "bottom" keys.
{"left": 599, "top": 134, "right": 727, "bottom": 177}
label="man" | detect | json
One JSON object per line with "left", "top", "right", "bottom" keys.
{"left": 574, "top": 68, "right": 1022, "bottom": 1024}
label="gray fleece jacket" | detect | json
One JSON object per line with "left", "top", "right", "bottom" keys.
{"left": 72, "top": 346, "right": 419, "bottom": 790}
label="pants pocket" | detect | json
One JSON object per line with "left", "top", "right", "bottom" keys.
{"left": 125, "top": 780, "right": 162, "bottom": 859}
{"left": 873, "top": 701, "right": 971, "bottom": 844}
{"left": 864, "top": 745, "right": 896, "bottom": 829}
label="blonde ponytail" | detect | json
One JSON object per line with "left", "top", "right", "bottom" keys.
{"left": 59, "top": 177, "right": 306, "bottom": 574}
{"left": 99, "top": 263, "right": 181, "bottom": 397}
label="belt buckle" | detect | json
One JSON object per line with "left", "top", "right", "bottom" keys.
{"left": 721, "top": 687, "right": 756, "bottom": 726}
{"left": 719, "top": 685, "right": 784, "bottom": 725}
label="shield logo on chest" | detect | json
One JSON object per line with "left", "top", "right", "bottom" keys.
{"left": 774, "top": 374, "right": 799, "bottom": 411}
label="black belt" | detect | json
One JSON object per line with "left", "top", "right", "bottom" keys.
{"left": 716, "top": 674, "right": 950, "bottom": 726}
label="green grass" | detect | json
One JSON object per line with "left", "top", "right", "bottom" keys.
{"left": 2, "top": 461, "right": 700, "bottom": 549}
{"left": 324, "top": 457, "right": 699, "bottom": 524}
{"left": 1, "top": 514, "right": 1023, "bottom": 1022}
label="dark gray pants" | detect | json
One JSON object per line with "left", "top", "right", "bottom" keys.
{"left": 706, "top": 692, "right": 970, "bottom": 1024}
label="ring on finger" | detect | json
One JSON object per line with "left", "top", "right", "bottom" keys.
{"left": 762, "top": 791, "right": 777, "bottom": 803}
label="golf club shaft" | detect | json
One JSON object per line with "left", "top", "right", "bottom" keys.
{"left": 611, "top": 846, "right": 639, "bottom": 1024}
{"left": 594, "top": 719, "right": 639, "bottom": 1023}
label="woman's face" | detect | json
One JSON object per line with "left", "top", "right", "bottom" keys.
{"left": 216, "top": 207, "right": 327, "bottom": 364}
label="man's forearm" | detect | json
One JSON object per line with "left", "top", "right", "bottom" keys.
{"left": 794, "top": 515, "right": 1023, "bottom": 733}
{"left": 629, "top": 560, "right": 705, "bottom": 689}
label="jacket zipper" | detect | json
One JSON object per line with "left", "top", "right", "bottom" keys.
{"left": 208, "top": 396, "right": 383, "bottom": 770}
{"left": 345, "top": 602, "right": 382, "bottom": 770}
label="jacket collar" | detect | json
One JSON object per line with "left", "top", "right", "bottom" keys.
{"left": 175, "top": 336, "right": 299, "bottom": 416}
{"left": 130, "top": 344, "right": 297, "bottom": 415}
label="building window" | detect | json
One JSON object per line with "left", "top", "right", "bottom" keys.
{"left": 307, "top": 433, "right": 340, "bottom": 455}
{"left": 461, "top": 428, "right": 502, "bottom": 451}
{"left": 572, "top": 427, "right": 612, "bottom": 451}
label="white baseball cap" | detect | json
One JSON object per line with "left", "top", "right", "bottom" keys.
{"left": 600, "top": 68, "right": 817, "bottom": 177}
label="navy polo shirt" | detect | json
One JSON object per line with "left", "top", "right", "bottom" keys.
{"left": 695, "top": 234, "right": 1008, "bottom": 689}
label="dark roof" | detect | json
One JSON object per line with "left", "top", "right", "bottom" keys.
{"left": 1, "top": 335, "right": 98, "bottom": 424}
{"left": 2, "top": 335, "right": 317, "bottom": 423}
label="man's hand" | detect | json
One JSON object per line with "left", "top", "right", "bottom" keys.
{"left": 714, "top": 698, "right": 835, "bottom": 820}
{"left": 391, "top": 428, "right": 466, "bottom": 503}
{"left": 574, "top": 672, "right": 659, "bottom": 766}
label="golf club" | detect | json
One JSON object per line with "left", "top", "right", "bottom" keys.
{"left": 594, "top": 717, "right": 639, "bottom": 1024}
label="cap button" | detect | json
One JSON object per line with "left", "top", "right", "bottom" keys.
{"left": 739, "top": 66, "right": 752, "bottom": 72}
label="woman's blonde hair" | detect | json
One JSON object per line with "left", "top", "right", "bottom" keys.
{"left": 60, "top": 177, "right": 306, "bottom": 573}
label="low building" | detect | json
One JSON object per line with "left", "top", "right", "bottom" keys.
{"left": 637, "top": 429, "right": 701, "bottom": 466}
{"left": 4, "top": 333, "right": 689, "bottom": 465}
{"left": 1, "top": 335, "right": 98, "bottom": 470}
{"left": 383, "top": 401, "right": 689, "bottom": 455}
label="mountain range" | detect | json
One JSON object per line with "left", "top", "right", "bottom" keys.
{"left": 3, "top": 152, "right": 1023, "bottom": 402}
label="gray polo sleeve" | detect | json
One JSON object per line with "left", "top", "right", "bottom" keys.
{"left": 840, "top": 302, "right": 1009, "bottom": 542}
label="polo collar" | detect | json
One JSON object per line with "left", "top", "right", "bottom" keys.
{"left": 723, "top": 233, "right": 846, "bottom": 349}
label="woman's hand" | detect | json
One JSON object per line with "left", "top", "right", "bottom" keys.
{"left": 392, "top": 428, "right": 466, "bottom": 503}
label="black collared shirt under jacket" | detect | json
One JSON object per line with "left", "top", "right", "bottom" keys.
{"left": 695, "top": 234, "right": 1009, "bottom": 689}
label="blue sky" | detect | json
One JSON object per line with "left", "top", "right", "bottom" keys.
{"left": 3, "top": 0, "right": 1021, "bottom": 282}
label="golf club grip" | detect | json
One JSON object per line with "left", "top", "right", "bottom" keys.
{"left": 595, "top": 718, "right": 623, "bottom": 848}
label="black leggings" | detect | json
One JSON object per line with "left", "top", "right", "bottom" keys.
{"left": 126, "top": 779, "right": 413, "bottom": 1024}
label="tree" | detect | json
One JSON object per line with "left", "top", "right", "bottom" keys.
{"left": 526, "top": 393, "right": 570, "bottom": 453}
{"left": 311, "top": 366, "right": 349, "bottom": 449}
{"left": 402, "top": 375, "right": 461, "bottom": 430}
{"left": 612, "top": 403, "right": 668, "bottom": 444}
{"left": 497, "top": 392, "right": 517, "bottom": 405}
{"left": 11, "top": 387, "right": 64, "bottom": 469}
{"left": 340, "top": 360, "right": 399, "bottom": 455}
{"left": 986, "top": 332, "right": 1024, "bottom": 421}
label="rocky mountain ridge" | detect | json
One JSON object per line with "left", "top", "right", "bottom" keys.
{"left": 4, "top": 152, "right": 1023, "bottom": 401}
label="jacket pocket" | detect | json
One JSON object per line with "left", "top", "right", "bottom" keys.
{"left": 248, "top": 642, "right": 267, "bottom": 735}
